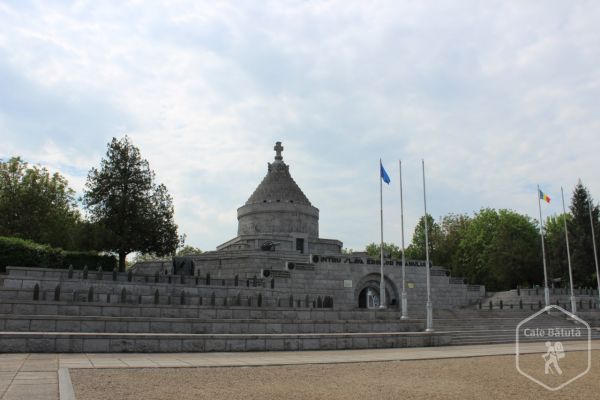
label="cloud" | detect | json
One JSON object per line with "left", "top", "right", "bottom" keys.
{"left": 1, "top": 1, "right": 600, "bottom": 253}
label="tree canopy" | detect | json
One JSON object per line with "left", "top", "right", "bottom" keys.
{"left": 0, "top": 157, "right": 81, "bottom": 249}
{"left": 83, "top": 136, "right": 180, "bottom": 271}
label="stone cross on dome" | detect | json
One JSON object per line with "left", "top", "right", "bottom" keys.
{"left": 274, "top": 141, "right": 284, "bottom": 161}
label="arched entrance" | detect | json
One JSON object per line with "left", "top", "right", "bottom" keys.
{"left": 355, "top": 274, "right": 399, "bottom": 309}
{"left": 358, "top": 286, "right": 381, "bottom": 309}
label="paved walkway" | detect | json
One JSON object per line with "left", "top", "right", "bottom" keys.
{"left": 1, "top": 340, "right": 598, "bottom": 400}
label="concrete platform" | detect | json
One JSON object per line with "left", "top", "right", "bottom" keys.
{"left": 1, "top": 340, "right": 598, "bottom": 400}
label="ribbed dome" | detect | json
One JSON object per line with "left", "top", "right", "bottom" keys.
{"left": 245, "top": 142, "right": 312, "bottom": 206}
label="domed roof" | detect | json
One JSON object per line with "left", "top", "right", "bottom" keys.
{"left": 245, "top": 142, "right": 312, "bottom": 206}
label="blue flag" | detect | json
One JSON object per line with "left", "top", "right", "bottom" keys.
{"left": 380, "top": 161, "right": 391, "bottom": 184}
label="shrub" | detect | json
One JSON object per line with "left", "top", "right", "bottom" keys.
{"left": 0, "top": 236, "right": 116, "bottom": 273}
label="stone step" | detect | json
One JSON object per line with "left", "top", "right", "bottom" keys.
{"left": 0, "top": 300, "right": 407, "bottom": 320}
{"left": 0, "top": 331, "right": 451, "bottom": 353}
{"left": 0, "top": 315, "right": 423, "bottom": 334}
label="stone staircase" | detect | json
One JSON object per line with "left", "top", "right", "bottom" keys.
{"left": 1, "top": 266, "right": 599, "bottom": 353}
{"left": 433, "top": 309, "right": 600, "bottom": 346}
{"left": 0, "top": 266, "right": 445, "bottom": 352}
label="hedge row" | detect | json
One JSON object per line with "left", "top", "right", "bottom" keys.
{"left": 0, "top": 236, "right": 116, "bottom": 273}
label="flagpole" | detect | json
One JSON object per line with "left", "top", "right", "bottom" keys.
{"left": 379, "top": 159, "right": 386, "bottom": 309}
{"left": 537, "top": 185, "right": 550, "bottom": 308}
{"left": 561, "top": 187, "right": 577, "bottom": 314}
{"left": 422, "top": 159, "right": 433, "bottom": 332}
{"left": 399, "top": 160, "right": 408, "bottom": 319}
{"left": 587, "top": 198, "right": 600, "bottom": 303}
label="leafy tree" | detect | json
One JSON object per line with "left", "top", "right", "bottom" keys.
{"left": 566, "top": 181, "right": 600, "bottom": 287}
{"left": 0, "top": 157, "right": 80, "bottom": 249}
{"left": 437, "top": 213, "right": 471, "bottom": 272}
{"left": 366, "top": 242, "right": 402, "bottom": 259}
{"left": 176, "top": 245, "right": 203, "bottom": 256}
{"left": 455, "top": 208, "right": 541, "bottom": 291}
{"left": 405, "top": 214, "right": 442, "bottom": 261}
{"left": 83, "top": 136, "right": 179, "bottom": 271}
{"left": 544, "top": 214, "right": 569, "bottom": 286}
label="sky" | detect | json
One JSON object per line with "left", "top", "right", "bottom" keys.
{"left": 1, "top": 1, "right": 600, "bottom": 253}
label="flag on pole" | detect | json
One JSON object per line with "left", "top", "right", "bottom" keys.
{"left": 539, "top": 189, "right": 551, "bottom": 203}
{"left": 380, "top": 161, "right": 391, "bottom": 184}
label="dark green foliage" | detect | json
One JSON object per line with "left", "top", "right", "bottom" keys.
{"left": 545, "top": 214, "right": 569, "bottom": 286}
{"left": 567, "top": 181, "right": 600, "bottom": 287}
{"left": 404, "top": 214, "right": 442, "bottom": 260}
{"left": 0, "top": 236, "right": 62, "bottom": 271}
{"left": 454, "top": 208, "right": 541, "bottom": 291}
{"left": 366, "top": 242, "right": 402, "bottom": 259}
{"left": 0, "top": 236, "right": 116, "bottom": 273}
{"left": 83, "top": 136, "right": 179, "bottom": 271}
{"left": 62, "top": 251, "right": 116, "bottom": 270}
{"left": 0, "top": 157, "right": 80, "bottom": 249}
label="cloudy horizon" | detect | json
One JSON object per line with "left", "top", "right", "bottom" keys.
{"left": 1, "top": 1, "right": 599, "bottom": 254}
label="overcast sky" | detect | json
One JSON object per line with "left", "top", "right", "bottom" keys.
{"left": 1, "top": 1, "right": 600, "bottom": 253}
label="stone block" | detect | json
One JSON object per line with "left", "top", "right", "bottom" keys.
{"left": 265, "top": 338, "right": 285, "bottom": 351}
{"left": 63, "top": 306, "right": 80, "bottom": 316}
{"left": 245, "top": 338, "right": 265, "bottom": 351}
{"left": 120, "top": 307, "right": 141, "bottom": 317}
{"left": 56, "top": 338, "right": 83, "bottom": 352}
{"left": 134, "top": 339, "right": 160, "bottom": 352}
{"left": 0, "top": 338, "right": 27, "bottom": 352}
{"left": 6, "top": 319, "right": 30, "bottom": 331}
{"left": 80, "top": 306, "right": 102, "bottom": 316}
{"left": 182, "top": 339, "right": 205, "bottom": 352}
{"left": 83, "top": 338, "right": 110, "bottom": 352}
{"left": 159, "top": 339, "right": 182, "bottom": 352}
{"left": 109, "top": 338, "right": 136, "bottom": 352}
{"left": 300, "top": 338, "right": 320, "bottom": 350}
{"left": 128, "top": 321, "right": 150, "bottom": 333}
{"left": 191, "top": 323, "right": 208, "bottom": 334}
{"left": 81, "top": 320, "right": 105, "bottom": 333}
{"left": 225, "top": 339, "right": 246, "bottom": 351}
{"left": 105, "top": 320, "right": 127, "bottom": 333}
{"left": 204, "top": 339, "right": 226, "bottom": 352}
{"left": 56, "top": 320, "right": 81, "bottom": 331}
{"left": 150, "top": 321, "right": 172, "bottom": 333}
{"left": 13, "top": 304, "right": 35, "bottom": 315}
{"left": 29, "top": 319, "right": 56, "bottom": 332}
{"left": 352, "top": 337, "right": 369, "bottom": 349}
{"left": 247, "top": 323, "right": 266, "bottom": 334}
{"left": 35, "top": 305, "right": 58, "bottom": 315}
{"left": 27, "top": 338, "right": 55, "bottom": 352}
{"left": 319, "top": 337, "right": 337, "bottom": 350}
{"left": 102, "top": 308, "right": 121, "bottom": 317}
{"left": 336, "top": 337, "right": 353, "bottom": 350}
{"left": 141, "top": 307, "right": 160, "bottom": 317}
{"left": 265, "top": 323, "right": 282, "bottom": 334}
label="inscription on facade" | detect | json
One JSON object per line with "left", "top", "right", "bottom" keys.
{"left": 311, "top": 255, "right": 431, "bottom": 267}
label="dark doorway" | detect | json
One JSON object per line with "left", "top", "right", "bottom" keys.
{"left": 296, "top": 238, "right": 304, "bottom": 253}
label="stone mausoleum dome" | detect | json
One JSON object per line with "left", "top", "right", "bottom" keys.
{"left": 237, "top": 142, "right": 319, "bottom": 239}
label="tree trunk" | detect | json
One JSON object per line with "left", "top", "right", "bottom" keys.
{"left": 119, "top": 250, "right": 127, "bottom": 272}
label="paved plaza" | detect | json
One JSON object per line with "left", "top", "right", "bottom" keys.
{"left": 0, "top": 340, "right": 597, "bottom": 400}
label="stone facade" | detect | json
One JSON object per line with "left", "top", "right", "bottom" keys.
{"left": 153, "top": 141, "right": 485, "bottom": 311}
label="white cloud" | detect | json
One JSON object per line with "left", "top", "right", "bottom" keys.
{"left": 1, "top": 1, "right": 600, "bottom": 252}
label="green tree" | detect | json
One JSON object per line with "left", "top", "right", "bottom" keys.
{"left": 0, "top": 157, "right": 80, "bottom": 248}
{"left": 83, "top": 136, "right": 180, "bottom": 271}
{"left": 366, "top": 242, "right": 402, "bottom": 259}
{"left": 437, "top": 213, "right": 471, "bottom": 274}
{"left": 176, "top": 245, "right": 203, "bottom": 256}
{"left": 545, "top": 214, "right": 569, "bottom": 286}
{"left": 455, "top": 208, "right": 541, "bottom": 291}
{"left": 567, "top": 181, "right": 600, "bottom": 287}
{"left": 405, "top": 214, "right": 442, "bottom": 261}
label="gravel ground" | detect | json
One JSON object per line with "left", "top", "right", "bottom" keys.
{"left": 72, "top": 351, "right": 599, "bottom": 400}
